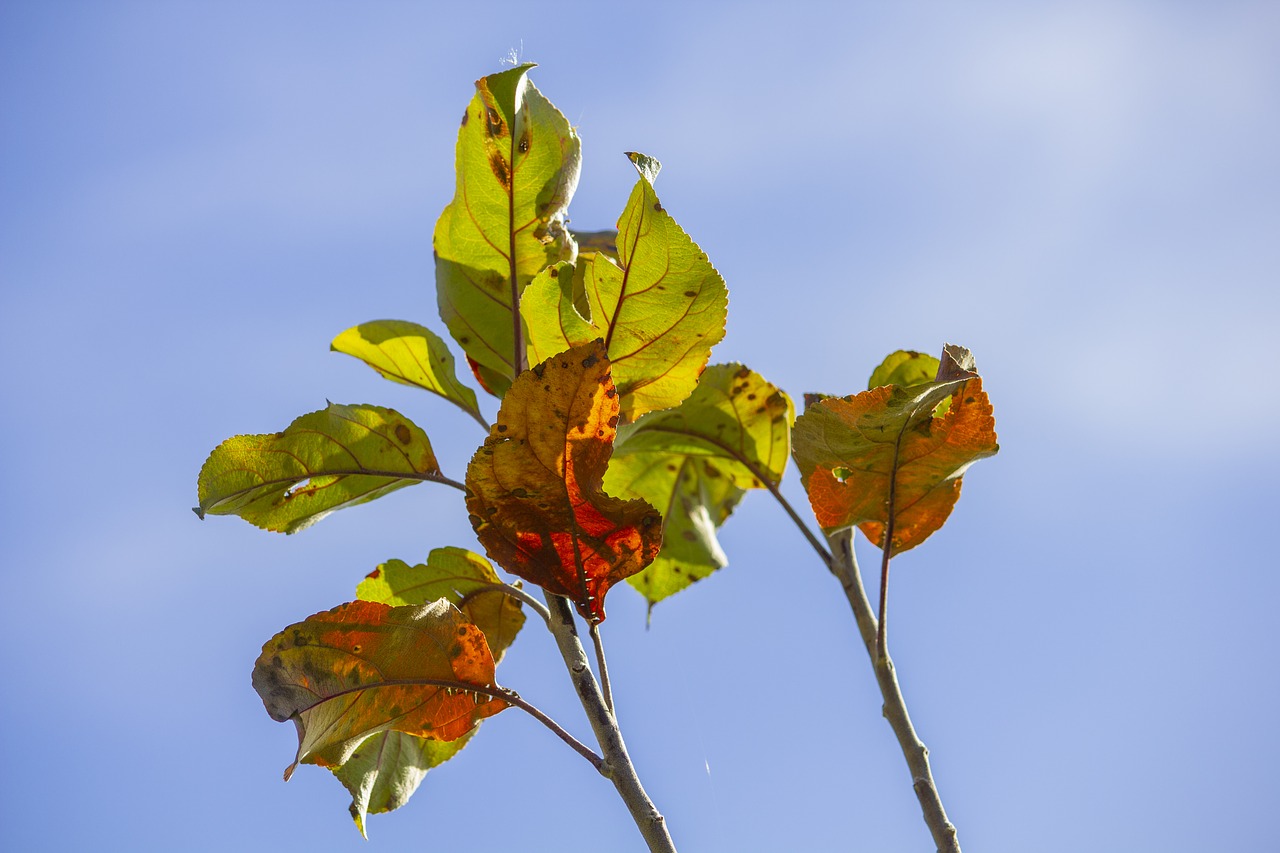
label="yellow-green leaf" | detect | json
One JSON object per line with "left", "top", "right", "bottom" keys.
{"left": 604, "top": 364, "right": 793, "bottom": 609}
{"left": 194, "top": 403, "right": 445, "bottom": 533}
{"left": 522, "top": 152, "right": 728, "bottom": 422}
{"left": 331, "top": 320, "right": 484, "bottom": 427}
{"left": 252, "top": 599, "right": 506, "bottom": 782}
{"left": 434, "top": 64, "right": 581, "bottom": 393}
{"left": 357, "top": 548, "right": 526, "bottom": 663}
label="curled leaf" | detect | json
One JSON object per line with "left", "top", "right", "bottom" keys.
{"left": 434, "top": 64, "right": 581, "bottom": 394}
{"left": 465, "top": 340, "right": 662, "bottom": 622}
{"left": 194, "top": 403, "right": 443, "bottom": 533}
{"left": 331, "top": 320, "right": 483, "bottom": 425}
{"left": 252, "top": 599, "right": 506, "bottom": 782}
{"left": 792, "top": 345, "right": 998, "bottom": 553}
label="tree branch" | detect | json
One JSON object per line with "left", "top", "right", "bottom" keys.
{"left": 543, "top": 594, "right": 677, "bottom": 853}
{"left": 827, "top": 529, "right": 961, "bottom": 853}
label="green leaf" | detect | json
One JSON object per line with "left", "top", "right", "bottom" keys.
{"left": 868, "top": 350, "right": 941, "bottom": 390}
{"left": 195, "top": 403, "right": 444, "bottom": 533}
{"left": 357, "top": 547, "right": 526, "bottom": 663}
{"left": 522, "top": 152, "right": 729, "bottom": 421}
{"left": 867, "top": 349, "right": 951, "bottom": 418}
{"left": 604, "top": 364, "right": 794, "bottom": 609}
{"left": 331, "top": 320, "right": 484, "bottom": 426}
{"left": 326, "top": 729, "right": 475, "bottom": 839}
{"left": 434, "top": 64, "right": 581, "bottom": 394}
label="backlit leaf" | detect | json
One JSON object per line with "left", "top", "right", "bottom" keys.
{"left": 357, "top": 547, "right": 526, "bottom": 663}
{"left": 792, "top": 345, "right": 998, "bottom": 553}
{"left": 465, "top": 340, "right": 663, "bottom": 623}
{"left": 331, "top": 320, "right": 484, "bottom": 426}
{"left": 604, "top": 364, "right": 793, "bottom": 609}
{"left": 868, "top": 350, "right": 941, "bottom": 391}
{"left": 434, "top": 64, "right": 581, "bottom": 393}
{"left": 194, "top": 403, "right": 445, "bottom": 533}
{"left": 327, "top": 547, "right": 523, "bottom": 836}
{"left": 252, "top": 599, "right": 506, "bottom": 782}
{"left": 522, "top": 152, "right": 728, "bottom": 421}
{"left": 326, "top": 729, "right": 475, "bottom": 839}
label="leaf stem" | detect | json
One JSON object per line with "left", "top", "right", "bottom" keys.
{"left": 826, "top": 529, "right": 961, "bottom": 852}
{"left": 455, "top": 583, "right": 551, "bottom": 624}
{"left": 427, "top": 471, "right": 467, "bottom": 492}
{"left": 589, "top": 622, "right": 615, "bottom": 714}
{"left": 543, "top": 593, "right": 677, "bottom": 853}
{"left": 314, "top": 677, "right": 602, "bottom": 770}
{"left": 761, "top": 475, "right": 832, "bottom": 567}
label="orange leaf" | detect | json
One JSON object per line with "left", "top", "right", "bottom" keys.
{"left": 465, "top": 340, "right": 662, "bottom": 622}
{"left": 793, "top": 347, "right": 998, "bottom": 554}
{"left": 252, "top": 599, "right": 506, "bottom": 780}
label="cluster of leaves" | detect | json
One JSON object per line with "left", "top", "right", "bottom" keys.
{"left": 195, "top": 64, "right": 998, "bottom": 839}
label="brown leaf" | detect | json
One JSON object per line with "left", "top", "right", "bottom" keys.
{"left": 465, "top": 340, "right": 662, "bottom": 622}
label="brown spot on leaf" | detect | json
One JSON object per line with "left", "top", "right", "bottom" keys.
{"left": 485, "top": 106, "right": 504, "bottom": 137}
{"left": 489, "top": 151, "right": 511, "bottom": 189}
{"left": 394, "top": 424, "right": 412, "bottom": 445}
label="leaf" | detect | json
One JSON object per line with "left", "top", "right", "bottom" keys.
{"left": 434, "top": 63, "right": 581, "bottom": 393}
{"left": 318, "top": 548, "right": 524, "bottom": 836}
{"left": 357, "top": 547, "right": 526, "bottom": 663}
{"left": 604, "top": 364, "right": 794, "bottom": 609}
{"left": 465, "top": 340, "right": 663, "bottom": 623}
{"left": 792, "top": 345, "right": 999, "bottom": 553}
{"left": 195, "top": 403, "right": 444, "bottom": 533}
{"left": 868, "top": 350, "right": 941, "bottom": 391}
{"left": 867, "top": 349, "right": 952, "bottom": 418}
{"left": 252, "top": 599, "right": 506, "bottom": 782}
{"left": 521, "top": 152, "right": 729, "bottom": 421}
{"left": 331, "top": 320, "right": 484, "bottom": 426}
{"left": 327, "top": 729, "right": 475, "bottom": 839}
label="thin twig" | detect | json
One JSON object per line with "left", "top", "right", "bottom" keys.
{"left": 761, "top": 476, "right": 832, "bottom": 566}
{"left": 877, "top": 544, "right": 891, "bottom": 662}
{"left": 543, "top": 594, "right": 677, "bottom": 853}
{"left": 589, "top": 622, "right": 615, "bottom": 714}
{"left": 455, "top": 582, "right": 551, "bottom": 624}
{"left": 827, "top": 529, "right": 961, "bottom": 853}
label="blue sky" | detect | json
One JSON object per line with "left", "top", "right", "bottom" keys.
{"left": 2, "top": 2, "right": 1277, "bottom": 851}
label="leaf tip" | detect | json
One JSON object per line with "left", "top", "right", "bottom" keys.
{"left": 192, "top": 506, "right": 205, "bottom": 520}
{"left": 625, "top": 151, "right": 662, "bottom": 184}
